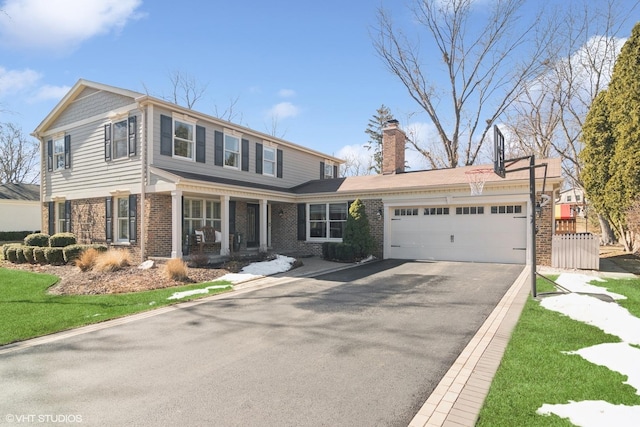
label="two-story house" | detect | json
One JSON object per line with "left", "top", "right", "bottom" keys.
{"left": 34, "top": 80, "right": 562, "bottom": 266}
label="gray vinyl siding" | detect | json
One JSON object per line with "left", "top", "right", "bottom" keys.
{"left": 42, "top": 112, "right": 142, "bottom": 200}
{"left": 151, "top": 107, "right": 326, "bottom": 188}
{"left": 50, "top": 88, "right": 136, "bottom": 130}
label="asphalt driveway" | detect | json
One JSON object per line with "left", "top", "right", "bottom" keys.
{"left": 0, "top": 260, "right": 523, "bottom": 426}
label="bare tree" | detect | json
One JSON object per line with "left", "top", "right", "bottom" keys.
{"left": 264, "top": 115, "right": 287, "bottom": 139}
{"left": 0, "top": 122, "right": 39, "bottom": 184}
{"left": 340, "top": 150, "right": 375, "bottom": 177}
{"left": 213, "top": 95, "right": 243, "bottom": 123}
{"left": 504, "top": 0, "right": 638, "bottom": 243}
{"left": 373, "top": 0, "right": 553, "bottom": 168}
{"left": 166, "top": 70, "right": 208, "bottom": 109}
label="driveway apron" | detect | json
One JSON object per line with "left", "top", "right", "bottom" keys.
{"left": 0, "top": 260, "right": 523, "bottom": 427}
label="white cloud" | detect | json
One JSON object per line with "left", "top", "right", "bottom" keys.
{"left": 267, "top": 102, "right": 300, "bottom": 120}
{"left": 336, "top": 144, "right": 375, "bottom": 176}
{"left": 0, "top": 66, "right": 41, "bottom": 96}
{"left": 0, "top": 0, "right": 143, "bottom": 52}
{"left": 278, "top": 89, "right": 296, "bottom": 98}
{"left": 28, "top": 84, "right": 71, "bottom": 103}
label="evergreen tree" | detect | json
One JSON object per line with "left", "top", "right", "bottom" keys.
{"left": 364, "top": 105, "right": 394, "bottom": 174}
{"left": 343, "top": 199, "right": 374, "bottom": 259}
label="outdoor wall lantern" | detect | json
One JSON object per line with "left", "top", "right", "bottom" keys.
{"left": 377, "top": 208, "right": 383, "bottom": 220}
{"left": 535, "top": 202, "right": 542, "bottom": 218}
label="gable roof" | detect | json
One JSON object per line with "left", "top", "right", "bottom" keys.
{"left": 0, "top": 183, "right": 40, "bottom": 201}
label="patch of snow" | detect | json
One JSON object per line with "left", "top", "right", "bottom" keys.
{"left": 537, "top": 401, "right": 640, "bottom": 427}
{"left": 566, "top": 343, "right": 640, "bottom": 393}
{"left": 540, "top": 293, "right": 640, "bottom": 345}
{"left": 239, "top": 254, "right": 296, "bottom": 276}
{"left": 357, "top": 255, "right": 376, "bottom": 264}
{"left": 556, "top": 273, "right": 626, "bottom": 300}
{"left": 167, "top": 284, "right": 232, "bottom": 300}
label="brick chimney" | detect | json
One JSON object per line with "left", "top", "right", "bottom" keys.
{"left": 382, "top": 119, "right": 406, "bottom": 174}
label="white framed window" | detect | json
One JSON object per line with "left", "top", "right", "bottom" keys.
{"left": 183, "top": 199, "right": 222, "bottom": 234}
{"left": 324, "top": 163, "right": 334, "bottom": 179}
{"left": 224, "top": 134, "right": 240, "bottom": 168}
{"left": 263, "top": 147, "right": 276, "bottom": 176}
{"left": 456, "top": 206, "right": 485, "bottom": 215}
{"left": 115, "top": 197, "right": 130, "bottom": 242}
{"left": 309, "top": 203, "right": 348, "bottom": 239}
{"left": 566, "top": 195, "right": 572, "bottom": 202}
{"left": 113, "top": 119, "right": 128, "bottom": 159}
{"left": 576, "top": 194, "right": 581, "bottom": 202}
{"left": 53, "top": 137, "right": 65, "bottom": 170}
{"left": 394, "top": 208, "right": 419, "bottom": 216}
{"left": 57, "top": 202, "right": 66, "bottom": 233}
{"left": 424, "top": 207, "right": 450, "bottom": 216}
{"left": 174, "top": 119, "right": 194, "bottom": 160}
{"left": 490, "top": 205, "right": 522, "bottom": 214}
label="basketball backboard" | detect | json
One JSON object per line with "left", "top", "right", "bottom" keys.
{"left": 493, "top": 125, "right": 506, "bottom": 178}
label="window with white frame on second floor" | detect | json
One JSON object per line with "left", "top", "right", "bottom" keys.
{"left": 113, "top": 119, "right": 128, "bottom": 159}
{"left": 224, "top": 134, "right": 240, "bottom": 168}
{"left": 324, "top": 163, "right": 334, "bottom": 179}
{"left": 263, "top": 147, "right": 276, "bottom": 176}
{"left": 115, "top": 197, "right": 129, "bottom": 242}
{"left": 567, "top": 195, "right": 572, "bottom": 202}
{"left": 54, "top": 137, "right": 65, "bottom": 170}
{"left": 174, "top": 120, "right": 194, "bottom": 160}
{"left": 576, "top": 194, "right": 581, "bottom": 202}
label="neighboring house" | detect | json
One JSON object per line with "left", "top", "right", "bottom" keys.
{"left": 555, "top": 187, "right": 587, "bottom": 234}
{"left": 0, "top": 183, "right": 41, "bottom": 232}
{"left": 33, "top": 79, "right": 563, "bottom": 265}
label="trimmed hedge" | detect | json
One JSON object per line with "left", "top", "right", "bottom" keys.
{"left": 44, "top": 247, "right": 65, "bottom": 265}
{"left": 22, "top": 246, "right": 35, "bottom": 263}
{"left": 15, "top": 247, "right": 26, "bottom": 263}
{"left": 49, "top": 233, "right": 77, "bottom": 248}
{"left": 322, "top": 242, "right": 355, "bottom": 262}
{"left": 24, "top": 233, "right": 50, "bottom": 247}
{"left": 33, "top": 247, "right": 46, "bottom": 264}
{"left": 63, "top": 244, "right": 108, "bottom": 263}
{"left": 6, "top": 247, "right": 18, "bottom": 262}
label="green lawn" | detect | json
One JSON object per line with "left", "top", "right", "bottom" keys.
{"left": 0, "top": 268, "right": 232, "bottom": 346}
{"left": 477, "top": 277, "right": 640, "bottom": 426}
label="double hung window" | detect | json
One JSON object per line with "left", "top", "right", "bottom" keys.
{"left": 309, "top": 203, "right": 348, "bottom": 239}
{"left": 224, "top": 134, "right": 240, "bottom": 168}
{"left": 174, "top": 120, "right": 194, "bottom": 159}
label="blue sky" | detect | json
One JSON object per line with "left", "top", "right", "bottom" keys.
{"left": 0, "top": 0, "right": 637, "bottom": 174}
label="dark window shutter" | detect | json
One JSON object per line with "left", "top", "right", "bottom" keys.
{"left": 129, "top": 194, "right": 137, "bottom": 243}
{"left": 48, "top": 201, "right": 55, "bottom": 234}
{"left": 160, "top": 115, "right": 172, "bottom": 156}
{"left": 297, "top": 203, "right": 306, "bottom": 241}
{"left": 333, "top": 165, "right": 338, "bottom": 178}
{"left": 65, "top": 200, "right": 71, "bottom": 232}
{"left": 128, "top": 116, "right": 137, "bottom": 156}
{"left": 196, "top": 125, "right": 206, "bottom": 163}
{"left": 104, "top": 124, "right": 112, "bottom": 161}
{"left": 214, "top": 131, "right": 223, "bottom": 166}
{"left": 320, "top": 162, "right": 325, "bottom": 179}
{"left": 47, "top": 140, "right": 53, "bottom": 171}
{"left": 229, "top": 201, "right": 236, "bottom": 233}
{"left": 64, "top": 135, "right": 71, "bottom": 169}
{"left": 255, "top": 143, "right": 263, "bottom": 174}
{"left": 277, "top": 149, "right": 283, "bottom": 178}
{"left": 105, "top": 197, "right": 113, "bottom": 243}
{"left": 241, "top": 138, "right": 249, "bottom": 171}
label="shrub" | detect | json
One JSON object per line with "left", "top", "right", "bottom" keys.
{"left": 93, "top": 249, "right": 131, "bottom": 272}
{"left": 165, "top": 258, "right": 189, "bottom": 281}
{"left": 22, "top": 246, "right": 36, "bottom": 263}
{"left": 49, "top": 233, "right": 77, "bottom": 248}
{"left": 24, "top": 233, "right": 50, "bottom": 247}
{"left": 0, "top": 230, "right": 36, "bottom": 243}
{"left": 335, "top": 243, "right": 356, "bottom": 262}
{"left": 33, "top": 247, "right": 46, "bottom": 264}
{"left": 62, "top": 244, "right": 108, "bottom": 263}
{"left": 44, "top": 247, "right": 65, "bottom": 265}
{"left": 6, "top": 247, "right": 17, "bottom": 262}
{"left": 343, "top": 199, "right": 374, "bottom": 260}
{"left": 75, "top": 248, "right": 100, "bottom": 271}
{"left": 188, "top": 252, "right": 210, "bottom": 268}
{"left": 15, "top": 247, "right": 27, "bottom": 263}
{"left": 322, "top": 242, "right": 330, "bottom": 260}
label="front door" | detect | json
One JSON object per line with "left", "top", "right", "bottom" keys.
{"left": 246, "top": 204, "right": 260, "bottom": 248}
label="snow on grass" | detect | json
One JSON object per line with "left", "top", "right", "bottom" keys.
{"left": 167, "top": 255, "right": 296, "bottom": 300}
{"left": 537, "top": 273, "right": 640, "bottom": 425}
{"left": 555, "top": 273, "right": 626, "bottom": 300}
{"left": 540, "top": 293, "right": 640, "bottom": 345}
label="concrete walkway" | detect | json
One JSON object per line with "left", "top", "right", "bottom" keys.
{"left": 409, "top": 258, "right": 638, "bottom": 427}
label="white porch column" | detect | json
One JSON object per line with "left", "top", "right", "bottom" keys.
{"left": 221, "top": 195, "right": 230, "bottom": 255}
{"left": 171, "top": 190, "right": 183, "bottom": 259}
{"left": 259, "top": 198, "right": 268, "bottom": 252}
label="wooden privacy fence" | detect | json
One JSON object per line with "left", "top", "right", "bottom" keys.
{"left": 552, "top": 233, "right": 599, "bottom": 270}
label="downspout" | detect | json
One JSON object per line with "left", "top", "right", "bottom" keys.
{"left": 139, "top": 103, "right": 147, "bottom": 261}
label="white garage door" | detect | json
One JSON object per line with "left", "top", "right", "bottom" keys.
{"left": 388, "top": 204, "right": 526, "bottom": 264}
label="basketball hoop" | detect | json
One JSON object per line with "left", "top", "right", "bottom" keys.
{"left": 465, "top": 168, "right": 494, "bottom": 196}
